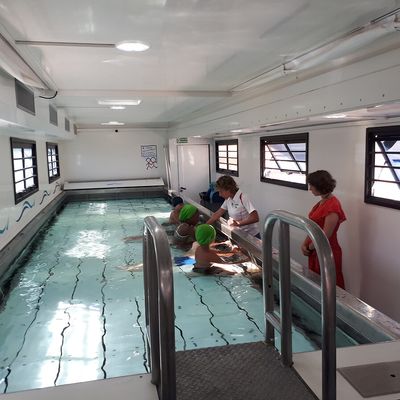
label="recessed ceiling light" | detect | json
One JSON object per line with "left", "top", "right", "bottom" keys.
{"left": 98, "top": 99, "right": 142, "bottom": 106}
{"left": 110, "top": 106, "right": 126, "bottom": 110}
{"left": 324, "top": 113, "right": 347, "bottom": 119}
{"left": 230, "top": 129, "right": 244, "bottom": 133}
{"left": 101, "top": 121, "right": 125, "bottom": 126}
{"left": 193, "top": 135, "right": 202, "bottom": 138}
{"left": 115, "top": 40, "right": 150, "bottom": 52}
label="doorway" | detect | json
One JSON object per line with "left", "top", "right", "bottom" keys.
{"left": 177, "top": 144, "right": 210, "bottom": 202}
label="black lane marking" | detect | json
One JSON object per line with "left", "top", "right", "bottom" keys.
{"left": 100, "top": 258, "right": 108, "bottom": 378}
{"left": 216, "top": 277, "right": 262, "bottom": 334}
{"left": 177, "top": 267, "right": 229, "bottom": 345}
{"left": 54, "top": 258, "right": 83, "bottom": 386}
{"left": 134, "top": 297, "right": 149, "bottom": 373}
{"left": 3, "top": 250, "right": 62, "bottom": 393}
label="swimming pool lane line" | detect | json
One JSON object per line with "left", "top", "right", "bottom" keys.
{"left": 177, "top": 266, "right": 229, "bottom": 346}
{"left": 215, "top": 277, "right": 263, "bottom": 335}
{"left": 53, "top": 258, "right": 83, "bottom": 386}
{"left": 119, "top": 207, "right": 149, "bottom": 372}
{"left": 133, "top": 296, "right": 149, "bottom": 373}
{"left": 100, "top": 257, "right": 108, "bottom": 379}
{"left": 174, "top": 320, "right": 187, "bottom": 351}
{"left": 3, "top": 247, "right": 63, "bottom": 393}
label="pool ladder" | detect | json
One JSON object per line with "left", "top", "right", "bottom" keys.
{"left": 263, "top": 210, "right": 337, "bottom": 400}
{"left": 143, "top": 211, "right": 337, "bottom": 400}
{"left": 143, "top": 216, "right": 176, "bottom": 400}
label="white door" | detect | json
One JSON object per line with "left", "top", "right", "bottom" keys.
{"left": 177, "top": 144, "right": 210, "bottom": 201}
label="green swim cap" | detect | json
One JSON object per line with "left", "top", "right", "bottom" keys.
{"left": 179, "top": 204, "right": 198, "bottom": 222}
{"left": 195, "top": 224, "right": 216, "bottom": 246}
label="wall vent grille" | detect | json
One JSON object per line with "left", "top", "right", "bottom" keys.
{"left": 49, "top": 104, "right": 58, "bottom": 126}
{"left": 15, "top": 79, "right": 35, "bottom": 115}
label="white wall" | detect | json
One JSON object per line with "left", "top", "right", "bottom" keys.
{"left": 167, "top": 45, "right": 400, "bottom": 322}
{"left": 205, "top": 122, "right": 400, "bottom": 322}
{"left": 0, "top": 133, "right": 64, "bottom": 251}
{"left": 62, "top": 129, "right": 168, "bottom": 182}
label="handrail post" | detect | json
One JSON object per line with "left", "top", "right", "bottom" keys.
{"left": 143, "top": 226, "right": 160, "bottom": 384}
{"left": 263, "top": 210, "right": 336, "bottom": 400}
{"left": 279, "top": 220, "right": 292, "bottom": 367}
{"left": 263, "top": 218, "right": 276, "bottom": 345}
{"left": 143, "top": 217, "right": 176, "bottom": 400}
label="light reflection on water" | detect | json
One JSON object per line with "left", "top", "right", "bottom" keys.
{"left": 65, "top": 230, "right": 110, "bottom": 259}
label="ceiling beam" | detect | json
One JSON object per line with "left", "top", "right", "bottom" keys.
{"left": 57, "top": 89, "right": 232, "bottom": 98}
{"left": 16, "top": 40, "right": 114, "bottom": 48}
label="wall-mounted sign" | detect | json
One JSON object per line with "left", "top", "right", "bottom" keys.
{"left": 176, "top": 137, "right": 188, "bottom": 143}
{"left": 141, "top": 145, "right": 158, "bottom": 169}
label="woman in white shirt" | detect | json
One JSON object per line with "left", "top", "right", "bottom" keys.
{"left": 206, "top": 175, "right": 260, "bottom": 238}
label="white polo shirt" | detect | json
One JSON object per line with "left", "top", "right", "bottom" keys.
{"left": 221, "top": 190, "right": 260, "bottom": 236}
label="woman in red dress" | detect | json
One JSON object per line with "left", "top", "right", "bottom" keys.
{"left": 301, "top": 170, "right": 346, "bottom": 289}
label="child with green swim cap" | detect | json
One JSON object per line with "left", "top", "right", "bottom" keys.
{"left": 193, "top": 224, "right": 247, "bottom": 275}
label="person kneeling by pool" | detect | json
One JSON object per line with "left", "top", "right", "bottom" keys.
{"left": 193, "top": 224, "right": 248, "bottom": 275}
{"left": 169, "top": 196, "right": 184, "bottom": 225}
{"left": 173, "top": 204, "right": 200, "bottom": 246}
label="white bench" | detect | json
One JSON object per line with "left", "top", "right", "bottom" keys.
{"left": 64, "top": 178, "right": 164, "bottom": 190}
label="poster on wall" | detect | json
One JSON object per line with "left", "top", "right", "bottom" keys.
{"left": 141, "top": 145, "right": 158, "bottom": 169}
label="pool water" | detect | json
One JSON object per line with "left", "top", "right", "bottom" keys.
{"left": 0, "top": 198, "right": 356, "bottom": 394}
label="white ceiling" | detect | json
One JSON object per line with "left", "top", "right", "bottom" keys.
{"left": 0, "top": 0, "right": 399, "bottom": 129}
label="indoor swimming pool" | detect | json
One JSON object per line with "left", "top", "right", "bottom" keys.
{"left": 0, "top": 198, "right": 363, "bottom": 393}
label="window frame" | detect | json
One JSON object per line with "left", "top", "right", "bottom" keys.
{"left": 215, "top": 139, "right": 239, "bottom": 177}
{"left": 365, "top": 125, "right": 400, "bottom": 210}
{"left": 46, "top": 142, "right": 61, "bottom": 183}
{"left": 10, "top": 137, "right": 39, "bottom": 204}
{"left": 260, "top": 133, "right": 309, "bottom": 190}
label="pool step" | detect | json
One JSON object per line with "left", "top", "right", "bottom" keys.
{"left": 176, "top": 341, "right": 317, "bottom": 400}
{"left": 0, "top": 374, "right": 158, "bottom": 400}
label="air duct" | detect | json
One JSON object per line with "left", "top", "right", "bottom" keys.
{"left": 233, "top": 12, "right": 400, "bottom": 92}
{"left": 0, "top": 32, "right": 48, "bottom": 89}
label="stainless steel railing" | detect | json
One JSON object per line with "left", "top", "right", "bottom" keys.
{"left": 143, "top": 216, "right": 176, "bottom": 400}
{"left": 262, "top": 210, "right": 336, "bottom": 400}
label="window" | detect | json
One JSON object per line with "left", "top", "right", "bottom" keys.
{"left": 46, "top": 142, "right": 60, "bottom": 183}
{"left": 10, "top": 138, "right": 39, "bottom": 204}
{"left": 260, "top": 133, "right": 308, "bottom": 190}
{"left": 216, "top": 139, "right": 239, "bottom": 176}
{"left": 365, "top": 126, "right": 400, "bottom": 209}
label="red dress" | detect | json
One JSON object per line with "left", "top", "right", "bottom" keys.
{"left": 305, "top": 196, "right": 346, "bottom": 289}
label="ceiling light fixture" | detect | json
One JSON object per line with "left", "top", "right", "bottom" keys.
{"left": 115, "top": 40, "right": 150, "bottom": 52}
{"left": 98, "top": 99, "right": 142, "bottom": 106}
{"left": 110, "top": 106, "right": 126, "bottom": 110}
{"left": 101, "top": 121, "right": 125, "bottom": 126}
{"left": 324, "top": 114, "right": 347, "bottom": 119}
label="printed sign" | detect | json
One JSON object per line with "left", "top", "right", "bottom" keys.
{"left": 141, "top": 145, "right": 158, "bottom": 169}
{"left": 141, "top": 145, "right": 157, "bottom": 158}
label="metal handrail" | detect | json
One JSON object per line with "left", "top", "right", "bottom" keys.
{"left": 143, "top": 216, "right": 176, "bottom": 400}
{"left": 262, "top": 210, "right": 336, "bottom": 400}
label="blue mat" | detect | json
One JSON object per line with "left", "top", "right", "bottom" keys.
{"left": 174, "top": 256, "right": 196, "bottom": 266}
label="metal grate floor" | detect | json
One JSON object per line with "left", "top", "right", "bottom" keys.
{"left": 176, "top": 342, "right": 317, "bottom": 400}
